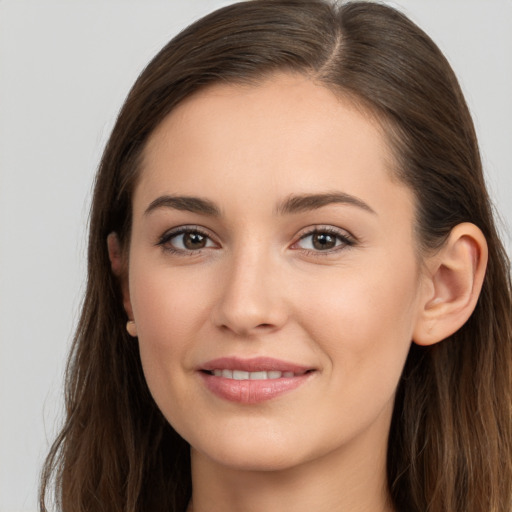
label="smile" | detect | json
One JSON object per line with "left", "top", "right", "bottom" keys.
{"left": 199, "top": 357, "right": 315, "bottom": 404}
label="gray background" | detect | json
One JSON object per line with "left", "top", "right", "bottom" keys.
{"left": 0, "top": 1, "right": 510, "bottom": 510}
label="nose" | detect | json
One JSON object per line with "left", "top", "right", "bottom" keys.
{"left": 211, "top": 248, "right": 288, "bottom": 337}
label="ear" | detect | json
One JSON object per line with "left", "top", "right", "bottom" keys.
{"left": 413, "top": 223, "right": 488, "bottom": 346}
{"left": 107, "top": 232, "right": 134, "bottom": 321}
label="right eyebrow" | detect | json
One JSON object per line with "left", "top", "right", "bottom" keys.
{"left": 144, "top": 195, "right": 221, "bottom": 217}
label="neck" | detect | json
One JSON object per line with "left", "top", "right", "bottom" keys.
{"left": 188, "top": 421, "right": 395, "bottom": 512}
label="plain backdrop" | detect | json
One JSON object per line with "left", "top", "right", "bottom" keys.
{"left": 0, "top": 1, "right": 510, "bottom": 511}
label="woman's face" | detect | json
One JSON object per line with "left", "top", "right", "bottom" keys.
{"left": 125, "top": 74, "right": 429, "bottom": 472}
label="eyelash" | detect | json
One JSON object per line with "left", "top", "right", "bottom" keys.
{"left": 156, "top": 226, "right": 216, "bottom": 255}
{"left": 156, "top": 225, "right": 356, "bottom": 256}
{"left": 293, "top": 227, "right": 356, "bottom": 256}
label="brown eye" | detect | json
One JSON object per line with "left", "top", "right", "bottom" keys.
{"left": 294, "top": 228, "right": 354, "bottom": 253}
{"left": 312, "top": 232, "right": 337, "bottom": 250}
{"left": 158, "top": 228, "right": 217, "bottom": 253}
{"left": 183, "top": 231, "right": 207, "bottom": 250}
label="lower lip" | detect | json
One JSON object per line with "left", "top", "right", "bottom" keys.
{"left": 199, "top": 372, "right": 313, "bottom": 404}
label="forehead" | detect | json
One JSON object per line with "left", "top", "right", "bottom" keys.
{"left": 135, "top": 73, "right": 412, "bottom": 222}
{"left": 144, "top": 74, "right": 391, "bottom": 163}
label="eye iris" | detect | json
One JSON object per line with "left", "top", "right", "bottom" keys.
{"left": 312, "top": 232, "right": 336, "bottom": 250}
{"left": 184, "top": 232, "right": 206, "bottom": 250}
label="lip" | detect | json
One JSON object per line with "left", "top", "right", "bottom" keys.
{"left": 199, "top": 357, "right": 315, "bottom": 404}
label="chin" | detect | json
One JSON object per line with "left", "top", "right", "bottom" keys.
{"left": 188, "top": 428, "right": 312, "bottom": 472}
{"left": 198, "top": 447, "right": 305, "bottom": 473}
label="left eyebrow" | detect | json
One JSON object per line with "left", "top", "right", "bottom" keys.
{"left": 144, "top": 195, "right": 221, "bottom": 217}
{"left": 275, "top": 192, "right": 376, "bottom": 216}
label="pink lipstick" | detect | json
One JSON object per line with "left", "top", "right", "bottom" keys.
{"left": 199, "top": 357, "right": 315, "bottom": 404}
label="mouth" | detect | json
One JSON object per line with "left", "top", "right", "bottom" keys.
{"left": 199, "top": 357, "right": 316, "bottom": 404}
{"left": 202, "top": 369, "right": 310, "bottom": 380}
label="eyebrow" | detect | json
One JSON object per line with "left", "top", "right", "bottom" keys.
{"left": 144, "top": 195, "right": 221, "bottom": 216}
{"left": 144, "top": 191, "right": 376, "bottom": 217}
{"left": 275, "top": 192, "right": 376, "bottom": 216}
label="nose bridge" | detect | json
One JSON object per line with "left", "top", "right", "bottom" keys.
{"left": 212, "top": 238, "right": 286, "bottom": 335}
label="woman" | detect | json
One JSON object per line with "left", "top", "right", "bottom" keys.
{"left": 40, "top": 1, "right": 512, "bottom": 511}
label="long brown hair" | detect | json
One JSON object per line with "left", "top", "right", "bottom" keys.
{"left": 40, "top": 1, "right": 512, "bottom": 511}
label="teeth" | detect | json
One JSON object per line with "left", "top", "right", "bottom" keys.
{"left": 250, "top": 371, "right": 268, "bottom": 380}
{"left": 211, "top": 369, "right": 296, "bottom": 380}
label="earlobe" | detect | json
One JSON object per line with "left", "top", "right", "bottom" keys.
{"left": 106, "top": 232, "right": 134, "bottom": 321}
{"left": 126, "top": 320, "right": 138, "bottom": 337}
{"left": 413, "top": 223, "right": 488, "bottom": 346}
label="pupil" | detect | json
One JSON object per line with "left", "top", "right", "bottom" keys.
{"left": 184, "top": 232, "right": 206, "bottom": 249}
{"left": 313, "top": 233, "right": 335, "bottom": 250}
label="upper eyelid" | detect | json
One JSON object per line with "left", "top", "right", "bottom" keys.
{"left": 159, "top": 225, "right": 212, "bottom": 237}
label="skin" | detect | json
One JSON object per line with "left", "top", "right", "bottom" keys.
{"left": 111, "top": 73, "right": 487, "bottom": 512}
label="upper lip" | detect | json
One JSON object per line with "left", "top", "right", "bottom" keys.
{"left": 200, "top": 356, "right": 313, "bottom": 374}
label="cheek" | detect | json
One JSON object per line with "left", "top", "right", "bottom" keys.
{"left": 127, "top": 259, "right": 213, "bottom": 400}
{"left": 130, "top": 259, "right": 211, "bottom": 342}
{"left": 302, "top": 253, "right": 419, "bottom": 389}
